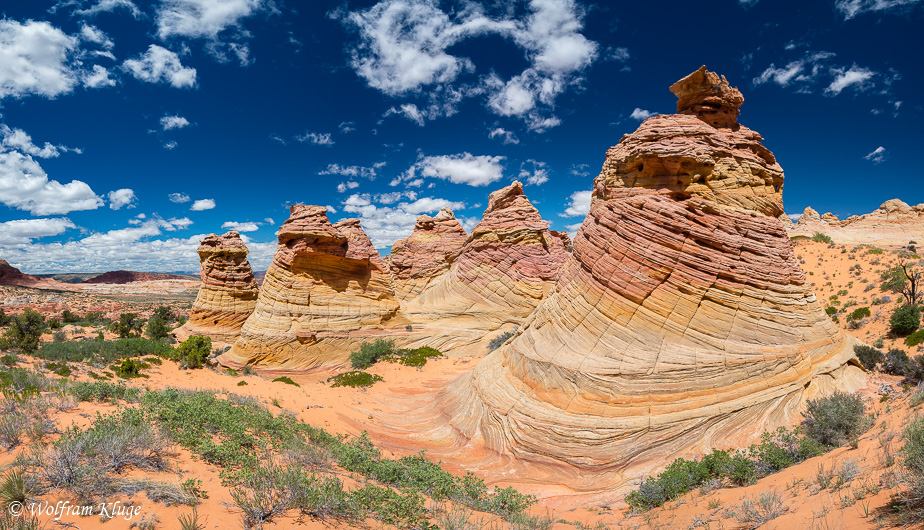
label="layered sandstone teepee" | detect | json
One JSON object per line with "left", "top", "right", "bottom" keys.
{"left": 401, "top": 181, "right": 570, "bottom": 347}
{"left": 444, "top": 66, "right": 865, "bottom": 473}
{"left": 177, "top": 231, "right": 258, "bottom": 342}
{"left": 221, "top": 206, "right": 400, "bottom": 370}
{"left": 389, "top": 208, "right": 468, "bottom": 300}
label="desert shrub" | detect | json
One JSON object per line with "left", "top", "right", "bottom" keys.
{"left": 71, "top": 381, "right": 141, "bottom": 403}
{"left": 329, "top": 371, "right": 383, "bottom": 388}
{"left": 273, "top": 376, "right": 300, "bottom": 387}
{"left": 802, "top": 391, "right": 870, "bottom": 447}
{"left": 230, "top": 459, "right": 306, "bottom": 528}
{"left": 897, "top": 416, "right": 924, "bottom": 521}
{"left": 145, "top": 315, "right": 170, "bottom": 340}
{"left": 0, "top": 356, "right": 15, "bottom": 367}
{"left": 488, "top": 329, "right": 516, "bottom": 352}
{"left": 153, "top": 306, "right": 177, "bottom": 323}
{"left": 0, "top": 468, "right": 40, "bottom": 510}
{"left": 45, "top": 362, "right": 71, "bottom": 377}
{"left": 731, "top": 490, "right": 787, "bottom": 527}
{"left": 174, "top": 335, "right": 211, "bottom": 369}
{"left": 701, "top": 449, "right": 757, "bottom": 486}
{"left": 854, "top": 344, "right": 885, "bottom": 370}
{"left": 907, "top": 329, "right": 924, "bottom": 347}
{"left": 0, "top": 310, "right": 45, "bottom": 355}
{"left": 749, "top": 427, "right": 824, "bottom": 475}
{"left": 349, "top": 339, "right": 395, "bottom": 369}
{"left": 812, "top": 233, "right": 833, "bottom": 244}
{"left": 847, "top": 307, "right": 871, "bottom": 321}
{"left": 112, "top": 313, "right": 142, "bottom": 338}
{"left": 825, "top": 306, "right": 837, "bottom": 316}
{"left": 114, "top": 358, "right": 146, "bottom": 379}
{"left": 884, "top": 348, "right": 914, "bottom": 376}
{"left": 388, "top": 346, "right": 442, "bottom": 367}
{"left": 60, "top": 310, "right": 80, "bottom": 324}
{"left": 35, "top": 337, "right": 174, "bottom": 364}
{"left": 891, "top": 305, "right": 921, "bottom": 336}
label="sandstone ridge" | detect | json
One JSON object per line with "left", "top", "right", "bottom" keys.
{"left": 788, "top": 199, "right": 924, "bottom": 246}
{"left": 389, "top": 208, "right": 467, "bottom": 300}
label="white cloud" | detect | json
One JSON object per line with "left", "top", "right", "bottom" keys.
{"left": 488, "top": 127, "right": 519, "bottom": 145}
{"left": 264, "top": 217, "right": 274, "bottom": 225}
{"left": 107, "top": 188, "right": 137, "bottom": 210}
{"left": 0, "top": 19, "right": 80, "bottom": 99}
{"left": 629, "top": 108, "right": 656, "bottom": 120}
{"left": 564, "top": 221, "right": 582, "bottom": 240}
{"left": 340, "top": 0, "right": 597, "bottom": 130}
{"left": 78, "top": 23, "right": 114, "bottom": 49}
{"left": 160, "top": 114, "right": 190, "bottom": 130}
{"left": 864, "top": 146, "right": 887, "bottom": 164}
{"left": 835, "top": 0, "right": 922, "bottom": 19}
{"left": 787, "top": 213, "right": 802, "bottom": 222}
{"left": 325, "top": 204, "right": 338, "bottom": 214}
{"left": 168, "top": 192, "right": 190, "bottom": 203}
{"left": 339, "top": 121, "right": 356, "bottom": 134}
{"left": 0, "top": 127, "right": 103, "bottom": 215}
{"left": 519, "top": 159, "right": 549, "bottom": 186}
{"left": 319, "top": 162, "right": 385, "bottom": 180}
{"left": 337, "top": 181, "right": 360, "bottom": 193}
{"left": 341, "top": 192, "right": 465, "bottom": 248}
{"left": 560, "top": 190, "right": 591, "bottom": 217}
{"left": 0, "top": 217, "right": 76, "bottom": 246}
{"left": 123, "top": 44, "right": 197, "bottom": 88}
{"left": 607, "top": 46, "right": 630, "bottom": 62}
{"left": 295, "top": 131, "right": 334, "bottom": 146}
{"left": 825, "top": 65, "right": 876, "bottom": 95}
{"left": 739, "top": 0, "right": 760, "bottom": 5}
{"left": 221, "top": 221, "right": 259, "bottom": 232}
{"left": 402, "top": 153, "right": 505, "bottom": 187}
{"left": 62, "top": 0, "right": 143, "bottom": 18}
{"left": 156, "top": 0, "right": 264, "bottom": 40}
{"left": 570, "top": 163, "right": 590, "bottom": 177}
{"left": 163, "top": 140, "right": 178, "bottom": 150}
{"left": 83, "top": 65, "right": 116, "bottom": 88}
{"left": 190, "top": 198, "right": 216, "bottom": 211}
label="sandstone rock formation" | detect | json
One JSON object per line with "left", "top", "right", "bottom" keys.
{"left": 0, "top": 260, "right": 69, "bottom": 290}
{"left": 389, "top": 208, "right": 468, "bottom": 299}
{"left": 176, "top": 232, "right": 259, "bottom": 342}
{"left": 443, "top": 66, "right": 864, "bottom": 485}
{"left": 788, "top": 199, "right": 924, "bottom": 245}
{"left": 401, "top": 181, "right": 570, "bottom": 350}
{"left": 221, "top": 206, "right": 401, "bottom": 370}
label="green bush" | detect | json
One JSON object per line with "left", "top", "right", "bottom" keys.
{"left": 847, "top": 307, "right": 871, "bottom": 321}
{"left": 825, "top": 306, "right": 837, "bottom": 316}
{"left": 115, "top": 358, "right": 146, "bottom": 379}
{"left": 388, "top": 346, "right": 442, "bottom": 367}
{"left": 884, "top": 348, "right": 915, "bottom": 377}
{"left": 802, "top": 391, "right": 870, "bottom": 447}
{"left": 488, "top": 329, "right": 516, "bottom": 352}
{"left": 854, "top": 344, "right": 885, "bottom": 370}
{"left": 0, "top": 309, "right": 45, "bottom": 354}
{"left": 907, "top": 329, "right": 924, "bottom": 347}
{"left": 329, "top": 371, "right": 383, "bottom": 388}
{"left": 892, "top": 305, "right": 922, "bottom": 336}
{"left": 272, "top": 376, "right": 300, "bottom": 387}
{"left": 349, "top": 339, "right": 395, "bottom": 369}
{"left": 749, "top": 427, "right": 824, "bottom": 474}
{"left": 112, "top": 313, "right": 143, "bottom": 338}
{"left": 145, "top": 316, "right": 170, "bottom": 340}
{"left": 898, "top": 416, "right": 924, "bottom": 521}
{"left": 35, "top": 337, "right": 174, "bottom": 364}
{"left": 71, "top": 381, "right": 141, "bottom": 403}
{"left": 174, "top": 335, "right": 211, "bottom": 369}
{"left": 811, "top": 233, "right": 833, "bottom": 244}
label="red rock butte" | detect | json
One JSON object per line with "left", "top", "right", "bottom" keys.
{"left": 440, "top": 66, "right": 865, "bottom": 495}
{"left": 175, "top": 231, "right": 259, "bottom": 342}
{"left": 220, "top": 206, "right": 401, "bottom": 371}
{"left": 389, "top": 207, "right": 468, "bottom": 300}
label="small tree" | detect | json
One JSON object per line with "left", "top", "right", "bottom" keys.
{"left": 145, "top": 316, "right": 170, "bottom": 340}
{"left": 881, "top": 260, "right": 922, "bottom": 306}
{"left": 891, "top": 304, "right": 922, "bottom": 336}
{"left": 112, "top": 313, "right": 142, "bottom": 339}
{"left": 153, "top": 306, "right": 177, "bottom": 323}
{"left": 0, "top": 309, "right": 46, "bottom": 354}
{"left": 175, "top": 335, "right": 211, "bottom": 368}
{"left": 60, "top": 310, "right": 81, "bottom": 324}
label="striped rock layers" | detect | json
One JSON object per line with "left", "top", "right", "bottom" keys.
{"left": 444, "top": 66, "right": 864, "bottom": 477}
{"left": 389, "top": 208, "right": 468, "bottom": 300}
{"left": 222, "top": 206, "right": 400, "bottom": 370}
{"left": 787, "top": 199, "right": 924, "bottom": 246}
{"left": 402, "top": 181, "right": 570, "bottom": 347}
{"left": 179, "top": 231, "right": 258, "bottom": 341}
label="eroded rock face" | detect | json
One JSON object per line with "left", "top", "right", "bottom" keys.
{"left": 0, "top": 260, "right": 67, "bottom": 290}
{"left": 402, "top": 181, "right": 570, "bottom": 350}
{"left": 444, "top": 67, "right": 863, "bottom": 486}
{"left": 389, "top": 208, "right": 468, "bottom": 299}
{"left": 178, "top": 232, "right": 259, "bottom": 342}
{"left": 221, "top": 206, "right": 400, "bottom": 371}
{"left": 789, "top": 199, "right": 924, "bottom": 245}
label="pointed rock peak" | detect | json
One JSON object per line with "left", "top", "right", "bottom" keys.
{"left": 278, "top": 204, "right": 343, "bottom": 244}
{"left": 414, "top": 208, "right": 465, "bottom": 234}
{"left": 199, "top": 231, "right": 249, "bottom": 256}
{"left": 333, "top": 218, "right": 362, "bottom": 229}
{"left": 434, "top": 207, "right": 455, "bottom": 220}
{"left": 334, "top": 218, "right": 386, "bottom": 266}
{"left": 879, "top": 199, "right": 911, "bottom": 213}
{"left": 669, "top": 65, "right": 744, "bottom": 129}
{"left": 485, "top": 180, "right": 532, "bottom": 214}
{"left": 799, "top": 206, "right": 821, "bottom": 223}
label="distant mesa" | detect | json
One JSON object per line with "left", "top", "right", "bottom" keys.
{"left": 438, "top": 66, "right": 864, "bottom": 498}
{"left": 83, "top": 270, "right": 189, "bottom": 284}
{"left": 390, "top": 207, "right": 468, "bottom": 300}
{"left": 788, "top": 199, "right": 924, "bottom": 245}
{"left": 175, "top": 231, "right": 259, "bottom": 343}
{"left": 221, "top": 206, "right": 402, "bottom": 371}
{"left": 0, "top": 260, "right": 68, "bottom": 289}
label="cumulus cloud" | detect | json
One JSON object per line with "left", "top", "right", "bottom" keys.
{"left": 560, "top": 190, "right": 591, "bottom": 217}
{"left": 0, "top": 217, "right": 76, "bottom": 246}
{"left": 835, "top": 0, "right": 922, "bottom": 19}
{"left": 295, "top": 131, "right": 334, "bottom": 146}
{"left": 629, "top": 108, "right": 656, "bottom": 120}
{"left": 319, "top": 162, "right": 386, "bottom": 180}
{"left": 54, "top": 0, "right": 144, "bottom": 18}
{"left": 864, "top": 146, "right": 887, "bottom": 164}
{"left": 401, "top": 153, "right": 505, "bottom": 187}
{"left": 107, "top": 188, "right": 137, "bottom": 210}
{"left": 155, "top": 0, "right": 268, "bottom": 65}
{"left": 168, "top": 192, "right": 190, "bottom": 203}
{"left": 339, "top": 121, "right": 356, "bottom": 134}
{"left": 123, "top": 44, "right": 197, "bottom": 88}
{"left": 341, "top": 193, "right": 466, "bottom": 248}
{"left": 83, "top": 65, "right": 116, "bottom": 88}
{"left": 519, "top": 159, "right": 549, "bottom": 186}
{"left": 337, "top": 181, "right": 360, "bottom": 193}
{"left": 488, "top": 127, "right": 519, "bottom": 145}
{"left": 0, "top": 126, "right": 103, "bottom": 215}
{"left": 825, "top": 65, "right": 876, "bottom": 95}
{"left": 190, "top": 198, "right": 216, "bottom": 211}
{"left": 163, "top": 140, "right": 178, "bottom": 150}
{"left": 339, "top": 0, "right": 597, "bottom": 130}
{"left": 160, "top": 115, "right": 190, "bottom": 130}
{"left": 0, "top": 19, "right": 81, "bottom": 99}
{"left": 221, "top": 221, "right": 259, "bottom": 232}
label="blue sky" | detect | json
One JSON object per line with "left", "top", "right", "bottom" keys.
{"left": 0, "top": 0, "right": 920, "bottom": 273}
